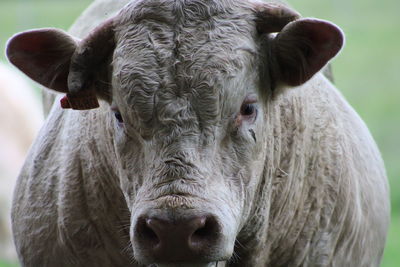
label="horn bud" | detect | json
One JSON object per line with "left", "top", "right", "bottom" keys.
{"left": 254, "top": 3, "right": 300, "bottom": 33}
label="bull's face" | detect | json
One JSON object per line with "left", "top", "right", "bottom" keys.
{"left": 6, "top": 0, "right": 343, "bottom": 265}
{"left": 111, "top": 2, "right": 269, "bottom": 264}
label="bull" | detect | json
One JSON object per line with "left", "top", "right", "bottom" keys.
{"left": 6, "top": 0, "right": 390, "bottom": 266}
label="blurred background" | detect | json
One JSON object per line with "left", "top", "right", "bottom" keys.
{"left": 0, "top": 0, "right": 398, "bottom": 266}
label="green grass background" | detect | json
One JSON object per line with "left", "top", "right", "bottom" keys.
{"left": 0, "top": 0, "right": 398, "bottom": 266}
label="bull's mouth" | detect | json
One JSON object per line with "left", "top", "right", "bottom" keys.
{"left": 149, "top": 261, "right": 226, "bottom": 267}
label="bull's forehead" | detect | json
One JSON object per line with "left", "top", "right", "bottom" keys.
{"left": 112, "top": 0, "right": 259, "bottom": 140}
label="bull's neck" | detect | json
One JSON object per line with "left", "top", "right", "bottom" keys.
{"left": 78, "top": 105, "right": 122, "bottom": 196}
{"left": 40, "top": 105, "right": 132, "bottom": 261}
{"left": 232, "top": 83, "right": 320, "bottom": 264}
{"left": 61, "top": 105, "right": 129, "bottom": 225}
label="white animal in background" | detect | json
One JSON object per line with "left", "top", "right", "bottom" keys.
{"left": 0, "top": 62, "right": 42, "bottom": 261}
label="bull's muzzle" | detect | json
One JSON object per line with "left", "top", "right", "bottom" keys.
{"left": 132, "top": 209, "right": 231, "bottom": 265}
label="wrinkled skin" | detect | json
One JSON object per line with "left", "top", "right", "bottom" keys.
{"left": 7, "top": 0, "right": 389, "bottom": 266}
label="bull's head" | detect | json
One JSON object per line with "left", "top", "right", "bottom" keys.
{"left": 6, "top": 0, "right": 343, "bottom": 265}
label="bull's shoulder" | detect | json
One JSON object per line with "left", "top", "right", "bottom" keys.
{"left": 266, "top": 74, "right": 389, "bottom": 266}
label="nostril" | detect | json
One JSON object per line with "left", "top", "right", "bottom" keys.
{"left": 134, "top": 214, "right": 225, "bottom": 263}
{"left": 136, "top": 217, "right": 160, "bottom": 247}
{"left": 190, "top": 216, "right": 219, "bottom": 248}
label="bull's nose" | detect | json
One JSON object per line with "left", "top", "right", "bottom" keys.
{"left": 135, "top": 214, "right": 221, "bottom": 262}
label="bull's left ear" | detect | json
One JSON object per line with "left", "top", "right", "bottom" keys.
{"left": 6, "top": 18, "right": 116, "bottom": 110}
{"left": 270, "top": 18, "right": 344, "bottom": 86}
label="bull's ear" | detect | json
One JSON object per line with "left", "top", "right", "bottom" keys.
{"left": 6, "top": 29, "right": 77, "bottom": 93}
{"left": 271, "top": 18, "right": 344, "bottom": 86}
{"left": 6, "top": 18, "right": 116, "bottom": 110}
{"left": 67, "top": 18, "right": 115, "bottom": 109}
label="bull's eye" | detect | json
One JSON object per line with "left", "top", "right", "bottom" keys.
{"left": 111, "top": 105, "right": 124, "bottom": 126}
{"left": 114, "top": 111, "right": 124, "bottom": 123}
{"left": 239, "top": 94, "right": 258, "bottom": 122}
{"left": 241, "top": 103, "right": 256, "bottom": 116}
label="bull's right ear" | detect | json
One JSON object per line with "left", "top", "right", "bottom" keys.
{"left": 6, "top": 29, "right": 78, "bottom": 93}
{"left": 269, "top": 19, "right": 344, "bottom": 87}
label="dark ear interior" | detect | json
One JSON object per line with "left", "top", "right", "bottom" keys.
{"left": 271, "top": 19, "right": 344, "bottom": 86}
{"left": 6, "top": 29, "right": 77, "bottom": 93}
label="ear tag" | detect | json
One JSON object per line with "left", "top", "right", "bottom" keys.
{"left": 60, "top": 95, "right": 71, "bottom": 109}
{"left": 59, "top": 90, "right": 99, "bottom": 110}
